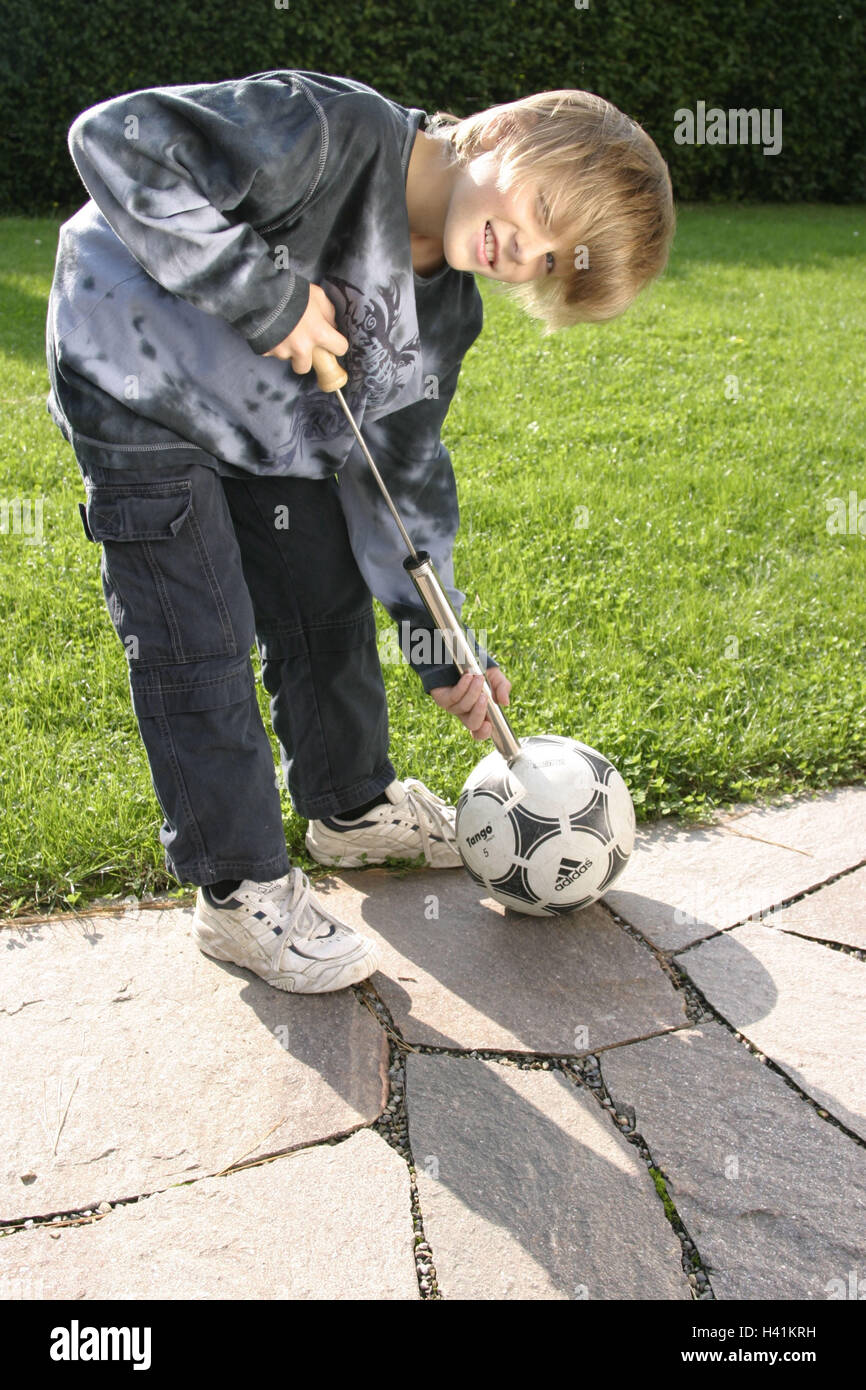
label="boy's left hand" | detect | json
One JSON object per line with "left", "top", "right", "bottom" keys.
{"left": 430, "top": 667, "right": 512, "bottom": 742}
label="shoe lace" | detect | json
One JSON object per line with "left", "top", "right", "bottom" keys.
{"left": 254, "top": 871, "right": 323, "bottom": 946}
{"left": 401, "top": 779, "right": 458, "bottom": 862}
{"left": 284, "top": 870, "right": 327, "bottom": 942}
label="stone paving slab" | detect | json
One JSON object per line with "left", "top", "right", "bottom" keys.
{"left": 605, "top": 786, "right": 866, "bottom": 951}
{"left": 318, "top": 869, "right": 687, "bottom": 1053}
{"left": 0, "top": 908, "right": 388, "bottom": 1221}
{"left": 677, "top": 923, "right": 866, "bottom": 1140}
{"left": 601, "top": 1023, "right": 866, "bottom": 1300}
{"left": 764, "top": 868, "right": 866, "bottom": 950}
{"left": 405, "top": 1054, "right": 691, "bottom": 1299}
{"left": 0, "top": 1129, "right": 418, "bottom": 1300}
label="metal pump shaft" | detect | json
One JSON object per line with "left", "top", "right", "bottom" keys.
{"left": 311, "top": 348, "right": 521, "bottom": 763}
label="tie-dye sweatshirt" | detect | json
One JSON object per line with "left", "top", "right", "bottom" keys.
{"left": 45, "top": 69, "right": 493, "bottom": 690}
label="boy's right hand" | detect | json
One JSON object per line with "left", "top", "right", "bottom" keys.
{"left": 262, "top": 283, "right": 349, "bottom": 373}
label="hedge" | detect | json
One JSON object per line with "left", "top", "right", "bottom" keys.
{"left": 1, "top": 0, "right": 864, "bottom": 212}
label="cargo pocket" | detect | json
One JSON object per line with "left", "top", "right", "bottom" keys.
{"left": 82, "top": 479, "right": 244, "bottom": 665}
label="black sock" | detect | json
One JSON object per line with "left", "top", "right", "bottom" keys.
{"left": 207, "top": 878, "right": 242, "bottom": 901}
{"left": 334, "top": 791, "right": 390, "bottom": 821}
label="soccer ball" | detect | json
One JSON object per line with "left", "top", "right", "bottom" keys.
{"left": 455, "top": 734, "right": 636, "bottom": 917}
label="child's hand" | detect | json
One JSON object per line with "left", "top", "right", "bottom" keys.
{"left": 262, "top": 284, "right": 349, "bottom": 373}
{"left": 430, "top": 668, "right": 512, "bottom": 742}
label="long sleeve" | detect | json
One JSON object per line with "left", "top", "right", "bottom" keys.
{"left": 66, "top": 71, "right": 325, "bottom": 351}
{"left": 336, "top": 361, "right": 499, "bottom": 691}
{"left": 50, "top": 72, "right": 431, "bottom": 477}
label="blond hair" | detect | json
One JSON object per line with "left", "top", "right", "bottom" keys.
{"left": 425, "top": 90, "right": 675, "bottom": 331}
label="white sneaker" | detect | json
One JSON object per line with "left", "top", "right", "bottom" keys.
{"left": 191, "top": 869, "right": 380, "bottom": 993}
{"left": 305, "top": 778, "right": 463, "bottom": 870}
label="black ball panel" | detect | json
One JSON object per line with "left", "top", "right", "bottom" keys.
{"left": 488, "top": 860, "right": 541, "bottom": 906}
{"left": 508, "top": 802, "right": 562, "bottom": 859}
{"left": 567, "top": 786, "right": 614, "bottom": 842}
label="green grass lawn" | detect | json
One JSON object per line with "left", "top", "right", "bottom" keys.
{"left": 1, "top": 205, "right": 864, "bottom": 914}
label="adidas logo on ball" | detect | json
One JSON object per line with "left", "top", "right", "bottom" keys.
{"left": 554, "top": 857, "right": 592, "bottom": 892}
{"left": 466, "top": 824, "right": 494, "bottom": 847}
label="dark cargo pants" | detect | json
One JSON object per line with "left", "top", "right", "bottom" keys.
{"left": 76, "top": 454, "right": 396, "bottom": 886}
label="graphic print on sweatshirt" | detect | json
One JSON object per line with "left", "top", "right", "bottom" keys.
{"left": 330, "top": 274, "right": 420, "bottom": 411}
{"left": 271, "top": 272, "right": 423, "bottom": 465}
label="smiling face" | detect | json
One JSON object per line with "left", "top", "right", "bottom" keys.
{"left": 418, "top": 90, "right": 675, "bottom": 328}
{"left": 441, "top": 144, "right": 574, "bottom": 284}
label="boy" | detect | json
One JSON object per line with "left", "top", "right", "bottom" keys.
{"left": 45, "top": 71, "right": 674, "bottom": 995}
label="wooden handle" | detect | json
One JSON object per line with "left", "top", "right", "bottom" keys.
{"left": 311, "top": 347, "right": 348, "bottom": 393}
